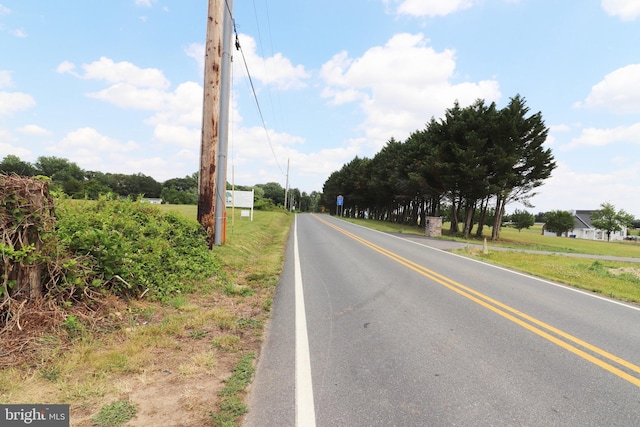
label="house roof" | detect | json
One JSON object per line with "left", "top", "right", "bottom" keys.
{"left": 574, "top": 210, "right": 595, "bottom": 229}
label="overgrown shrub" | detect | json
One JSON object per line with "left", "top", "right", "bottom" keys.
{"left": 54, "top": 195, "right": 220, "bottom": 300}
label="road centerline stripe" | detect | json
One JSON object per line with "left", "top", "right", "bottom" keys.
{"left": 314, "top": 215, "right": 640, "bottom": 387}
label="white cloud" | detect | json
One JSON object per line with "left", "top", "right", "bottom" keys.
{"left": 396, "top": 0, "right": 474, "bottom": 17}
{"left": 565, "top": 123, "right": 640, "bottom": 149}
{"left": 45, "top": 127, "right": 142, "bottom": 173}
{"left": 10, "top": 28, "right": 26, "bottom": 38}
{"left": 526, "top": 160, "right": 640, "bottom": 215}
{"left": 151, "top": 81, "right": 203, "bottom": 127}
{"left": 54, "top": 127, "right": 138, "bottom": 153}
{"left": 234, "top": 34, "right": 310, "bottom": 90}
{"left": 0, "top": 141, "right": 32, "bottom": 159}
{"left": 134, "top": 0, "right": 155, "bottom": 7}
{"left": 153, "top": 123, "right": 200, "bottom": 148}
{"left": 577, "top": 64, "right": 640, "bottom": 113}
{"left": 601, "top": 0, "right": 640, "bottom": 21}
{"left": 320, "top": 33, "right": 501, "bottom": 148}
{"left": 60, "top": 56, "right": 206, "bottom": 160}
{"left": 16, "top": 124, "right": 51, "bottom": 136}
{"left": 88, "top": 83, "right": 168, "bottom": 110}
{"left": 0, "top": 5, "right": 10, "bottom": 16}
{"left": 0, "top": 91, "right": 36, "bottom": 115}
{"left": 55, "top": 61, "right": 76, "bottom": 75}
{"left": 58, "top": 57, "right": 170, "bottom": 89}
{"left": 0, "top": 70, "right": 13, "bottom": 88}
{"left": 185, "top": 43, "right": 205, "bottom": 75}
{"left": 0, "top": 129, "right": 15, "bottom": 143}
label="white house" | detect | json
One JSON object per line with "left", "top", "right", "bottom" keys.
{"left": 544, "top": 210, "right": 627, "bottom": 241}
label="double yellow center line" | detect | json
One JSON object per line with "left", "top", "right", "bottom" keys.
{"left": 314, "top": 215, "right": 640, "bottom": 388}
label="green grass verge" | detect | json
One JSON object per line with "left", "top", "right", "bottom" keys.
{"left": 457, "top": 248, "right": 640, "bottom": 303}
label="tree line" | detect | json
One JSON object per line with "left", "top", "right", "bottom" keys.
{"left": 321, "top": 95, "right": 557, "bottom": 240}
{"left": 0, "top": 154, "right": 322, "bottom": 212}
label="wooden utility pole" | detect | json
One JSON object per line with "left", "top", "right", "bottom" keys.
{"left": 198, "top": 0, "right": 224, "bottom": 248}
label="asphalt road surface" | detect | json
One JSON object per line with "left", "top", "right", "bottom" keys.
{"left": 244, "top": 214, "right": 640, "bottom": 426}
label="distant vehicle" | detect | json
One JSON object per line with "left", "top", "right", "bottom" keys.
{"left": 624, "top": 236, "right": 638, "bottom": 241}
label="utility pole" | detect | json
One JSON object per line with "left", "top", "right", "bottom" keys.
{"left": 214, "top": 0, "right": 234, "bottom": 246}
{"left": 198, "top": 0, "right": 224, "bottom": 248}
{"left": 284, "top": 157, "right": 289, "bottom": 211}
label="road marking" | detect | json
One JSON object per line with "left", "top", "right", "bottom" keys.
{"left": 294, "top": 215, "right": 317, "bottom": 426}
{"left": 314, "top": 215, "right": 640, "bottom": 388}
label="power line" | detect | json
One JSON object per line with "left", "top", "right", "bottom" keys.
{"left": 229, "top": 6, "right": 286, "bottom": 176}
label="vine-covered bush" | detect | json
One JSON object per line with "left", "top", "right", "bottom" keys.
{"left": 54, "top": 196, "right": 220, "bottom": 301}
{"left": 1, "top": 174, "right": 55, "bottom": 301}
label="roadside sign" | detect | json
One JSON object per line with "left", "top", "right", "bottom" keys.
{"left": 337, "top": 195, "right": 344, "bottom": 206}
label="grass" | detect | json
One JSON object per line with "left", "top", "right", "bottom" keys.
{"left": 457, "top": 248, "right": 640, "bottom": 302}
{"left": 212, "top": 352, "right": 256, "bottom": 427}
{"left": 92, "top": 399, "right": 138, "bottom": 427}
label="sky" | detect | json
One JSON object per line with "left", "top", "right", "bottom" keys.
{"left": 1, "top": 0, "right": 640, "bottom": 217}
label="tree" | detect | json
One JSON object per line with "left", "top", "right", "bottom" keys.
{"left": 535, "top": 211, "right": 546, "bottom": 222}
{"left": 107, "top": 173, "right": 161, "bottom": 198}
{"left": 544, "top": 210, "right": 575, "bottom": 236}
{"left": 490, "top": 95, "right": 556, "bottom": 240}
{"left": 0, "top": 155, "right": 36, "bottom": 176}
{"left": 509, "top": 209, "right": 535, "bottom": 232}
{"left": 257, "top": 182, "right": 285, "bottom": 207}
{"left": 34, "top": 156, "right": 84, "bottom": 181}
{"left": 591, "top": 202, "right": 634, "bottom": 241}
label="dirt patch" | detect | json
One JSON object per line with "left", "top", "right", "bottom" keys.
{"left": 608, "top": 267, "right": 640, "bottom": 279}
{"left": 1, "top": 286, "right": 269, "bottom": 427}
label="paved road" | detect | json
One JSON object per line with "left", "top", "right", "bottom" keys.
{"left": 244, "top": 214, "right": 640, "bottom": 426}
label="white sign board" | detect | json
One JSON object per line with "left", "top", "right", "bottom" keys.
{"left": 226, "top": 190, "right": 254, "bottom": 208}
{"left": 226, "top": 189, "right": 254, "bottom": 221}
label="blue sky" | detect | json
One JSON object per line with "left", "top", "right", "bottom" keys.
{"left": 1, "top": 0, "right": 640, "bottom": 216}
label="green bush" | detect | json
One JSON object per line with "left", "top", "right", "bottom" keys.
{"left": 53, "top": 196, "right": 220, "bottom": 300}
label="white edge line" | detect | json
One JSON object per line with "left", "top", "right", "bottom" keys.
{"left": 330, "top": 216, "right": 640, "bottom": 312}
{"left": 294, "top": 215, "right": 317, "bottom": 426}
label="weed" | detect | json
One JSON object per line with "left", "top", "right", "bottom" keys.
{"left": 189, "top": 329, "right": 209, "bottom": 339}
{"left": 168, "top": 295, "right": 188, "bottom": 309}
{"left": 39, "top": 366, "right": 60, "bottom": 382}
{"left": 589, "top": 260, "right": 605, "bottom": 272}
{"left": 212, "top": 397, "right": 248, "bottom": 426}
{"left": 236, "top": 317, "right": 263, "bottom": 330}
{"left": 212, "top": 335, "right": 241, "bottom": 352}
{"left": 206, "top": 308, "right": 237, "bottom": 331}
{"left": 223, "top": 282, "right": 254, "bottom": 297}
{"left": 92, "top": 399, "right": 138, "bottom": 427}
{"left": 219, "top": 352, "right": 255, "bottom": 396}
{"left": 211, "top": 352, "right": 255, "bottom": 426}
{"left": 62, "top": 315, "right": 83, "bottom": 338}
